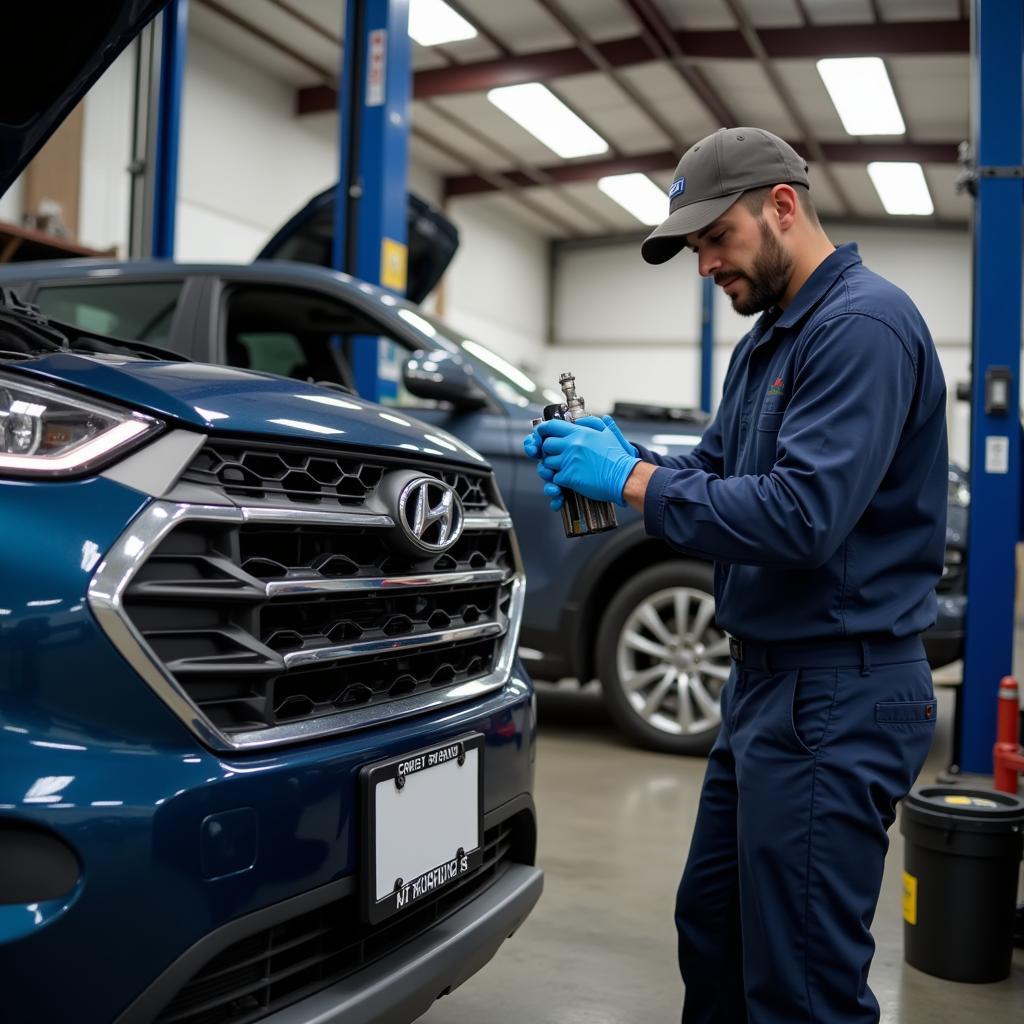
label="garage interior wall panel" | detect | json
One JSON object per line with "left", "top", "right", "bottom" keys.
{"left": 80, "top": 47, "right": 134, "bottom": 255}
{"left": 444, "top": 197, "right": 549, "bottom": 373}
{"left": 176, "top": 35, "right": 338, "bottom": 261}
{"left": 0, "top": 174, "right": 25, "bottom": 226}
{"left": 552, "top": 226, "right": 973, "bottom": 467}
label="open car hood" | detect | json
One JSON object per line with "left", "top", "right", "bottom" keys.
{"left": 259, "top": 188, "right": 460, "bottom": 304}
{"left": 0, "top": 1, "right": 168, "bottom": 198}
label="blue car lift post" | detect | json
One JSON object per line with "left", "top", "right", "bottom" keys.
{"left": 333, "top": 0, "right": 412, "bottom": 403}
{"left": 958, "top": 0, "right": 1024, "bottom": 775}
{"left": 152, "top": 0, "right": 188, "bottom": 259}
{"left": 700, "top": 277, "right": 715, "bottom": 414}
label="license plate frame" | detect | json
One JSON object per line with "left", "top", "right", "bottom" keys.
{"left": 360, "top": 732, "right": 484, "bottom": 925}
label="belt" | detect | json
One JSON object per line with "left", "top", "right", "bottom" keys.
{"left": 727, "top": 635, "right": 925, "bottom": 675}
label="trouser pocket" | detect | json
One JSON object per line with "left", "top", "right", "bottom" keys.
{"left": 789, "top": 666, "right": 839, "bottom": 755}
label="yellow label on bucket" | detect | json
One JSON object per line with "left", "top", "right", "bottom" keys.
{"left": 902, "top": 871, "right": 918, "bottom": 926}
{"left": 942, "top": 794, "right": 998, "bottom": 808}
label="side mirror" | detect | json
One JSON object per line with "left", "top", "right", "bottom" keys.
{"left": 402, "top": 350, "right": 489, "bottom": 410}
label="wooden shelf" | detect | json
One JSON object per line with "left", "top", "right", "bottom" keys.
{"left": 0, "top": 219, "right": 117, "bottom": 263}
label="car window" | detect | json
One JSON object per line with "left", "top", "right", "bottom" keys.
{"left": 232, "top": 332, "right": 307, "bottom": 377}
{"left": 33, "top": 281, "right": 183, "bottom": 346}
{"left": 223, "top": 283, "right": 447, "bottom": 406}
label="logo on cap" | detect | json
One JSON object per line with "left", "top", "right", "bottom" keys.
{"left": 669, "top": 177, "right": 686, "bottom": 199}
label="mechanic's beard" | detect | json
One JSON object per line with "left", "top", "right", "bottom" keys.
{"left": 731, "top": 219, "right": 793, "bottom": 316}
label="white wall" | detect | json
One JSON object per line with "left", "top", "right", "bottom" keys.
{"left": 176, "top": 35, "right": 338, "bottom": 261}
{"left": 443, "top": 195, "right": 549, "bottom": 374}
{"left": 80, "top": 47, "right": 135, "bottom": 255}
{"left": 551, "top": 224, "right": 974, "bottom": 466}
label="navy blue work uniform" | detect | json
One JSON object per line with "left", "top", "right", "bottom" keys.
{"left": 634, "top": 243, "right": 947, "bottom": 1023}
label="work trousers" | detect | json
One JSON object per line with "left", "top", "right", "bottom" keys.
{"left": 676, "top": 638, "right": 937, "bottom": 1023}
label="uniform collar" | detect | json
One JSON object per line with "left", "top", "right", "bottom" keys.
{"left": 770, "top": 242, "right": 862, "bottom": 332}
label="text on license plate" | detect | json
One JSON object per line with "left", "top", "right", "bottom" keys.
{"left": 363, "top": 734, "right": 483, "bottom": 923}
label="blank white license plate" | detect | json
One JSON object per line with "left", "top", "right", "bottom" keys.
{"left": 361, "top": 733, "right": 483, "bottom": 924}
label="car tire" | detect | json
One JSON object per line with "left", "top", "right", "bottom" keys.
{"left": 596, "top": 561, "right": 730, "bottom": 756}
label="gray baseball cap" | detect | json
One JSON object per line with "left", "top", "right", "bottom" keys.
{"left": 641, "top": 127, "right": 810, "bottom": 265}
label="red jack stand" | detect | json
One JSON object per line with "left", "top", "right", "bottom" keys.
{"left": 993, "top": 676, "right": 1024, "bottom": 794}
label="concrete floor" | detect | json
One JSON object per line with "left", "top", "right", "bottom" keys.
{"left": 422, "top": 681, "right": 1024, "bottom": 1024}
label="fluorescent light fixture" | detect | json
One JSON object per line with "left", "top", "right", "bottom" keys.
{"left": 867, "top": 162, "right": 934, "bottom": 216}
{"left": 409, "top": 0, "right": 477, "bottom": 47}
{"left": 597, "top": 173, "right": 668, "bottom": 225}
{"left": 487, "top": 83, "right": 608, "bottom": 158}
{"left": 817, "top": 57, "right": 905, "bottom": 136}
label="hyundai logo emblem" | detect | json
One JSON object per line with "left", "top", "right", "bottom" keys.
{"left": 397, "top": 477, "right": 464, "bottom": 553}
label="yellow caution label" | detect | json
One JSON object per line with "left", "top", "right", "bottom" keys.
{"left": 902, "top": 871, "right": 918, "bottom": 926}
{"left": 942, "top": 794, "right": 998, "bottom": 808}
{"left": 380, "top": 237, "right": 408, "bottom": 292}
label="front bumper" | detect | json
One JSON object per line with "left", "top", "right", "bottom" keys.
{"left": 116, "top": 858, "right": 543, "bottom": 1024}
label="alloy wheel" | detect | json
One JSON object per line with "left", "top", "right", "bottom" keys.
{"left": 614, "top": 586, "right": 730, "bottom": 737}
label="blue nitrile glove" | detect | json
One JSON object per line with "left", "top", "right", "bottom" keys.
{"left": 523, "top": 415, "right": 608, "bottom": 460}
{"left": 524, "top": 416, "right": 611, "bottom": 511}
{"left": 596, "top": 414, "right": 639, "bottom": 459}
{"left": 537, "top": 419, "right": 640, "bottom": 507}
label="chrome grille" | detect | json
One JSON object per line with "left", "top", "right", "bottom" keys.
{"left": 90, "top": 497, "right": 523, "bottom": 752}
{"left": 182, "top": 440, "right": 492, "bottom": 511}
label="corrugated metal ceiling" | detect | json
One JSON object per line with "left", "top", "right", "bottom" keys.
{"left": 190, "top": 0, "right": 973, "bottom": 237}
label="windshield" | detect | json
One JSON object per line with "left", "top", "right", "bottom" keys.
{"left": 394, "top": 304, "right": 560, "bottom": 408}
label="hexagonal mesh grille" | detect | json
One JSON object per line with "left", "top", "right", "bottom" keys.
{"left": 181, "top": 441, "right": 491, "bottom": 511}
{"left": 122, "top": 516, "right": 515, "bottom": 739}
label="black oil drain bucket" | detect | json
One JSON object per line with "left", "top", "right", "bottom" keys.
{"left": 900, "top": 786, "right": 1024, "bottom": 983}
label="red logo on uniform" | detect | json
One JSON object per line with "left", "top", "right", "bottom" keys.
{"left": 773, "top": 377, "right": 784, "bottom": 387}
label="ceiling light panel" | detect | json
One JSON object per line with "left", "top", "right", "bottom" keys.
{"left": 597, "top": 174, "right": 668, "bottom": 226}
{"left": 867, "top": 163, "right": 934, "bottom": 216}
{"left": 408, "top": 0, "right": 478, "bottom": 47}
{"left": 817, "top": 57, "right": 906, "bottom": 136}
{"left": 487, "top": 83, "right": 609, "bottom": 159}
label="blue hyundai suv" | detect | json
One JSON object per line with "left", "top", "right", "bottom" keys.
{"left": 0, "top": 5, "right": 540, "bottom": 1022}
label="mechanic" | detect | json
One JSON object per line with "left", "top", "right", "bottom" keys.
{"left": 525, "top": 127, "right": 947, "bottom": 1023}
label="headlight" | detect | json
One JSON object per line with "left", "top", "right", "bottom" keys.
{"left": 0, "top": 373, "right": 160, "bottom": 476}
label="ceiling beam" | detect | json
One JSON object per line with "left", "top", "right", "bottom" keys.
{"left": 417, "top": 18, "right": 967, "bottom": 96}
{"left": 552, "top": 214, "right": 969, "bottom": 252}
{"left": 265, "top": 0, "right": 340, "bottom": 45}
{"left": 619, "top": 0, "right": 738, "bottom": 127}
{"left": 721, "top": 0, "right": 855, "bottom": 216}
{"left": 296, "top": 18, "right": 968, "bottom": 113}
{"left": 198, "top": 0, "right": 335, "bottom": 83}
{"left": 443, "top": 141, "right": 962, "bottom": 197}
{"left": 535, "top": 0, "right": 691, "bottom": 150}
{"left": 419, "top": 18, "right": 970, "bottom": 86}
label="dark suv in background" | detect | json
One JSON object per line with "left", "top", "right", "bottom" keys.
{"left": 0, "top": 258, "right": 967, "bottom": 755}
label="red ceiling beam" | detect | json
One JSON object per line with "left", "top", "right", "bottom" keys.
{"left": 415, "top": 19, "right": 967, "bottom": 98}
{"left": 443, "top": 141, "right": 962, "bottom": 197}
{"left": 297, "top": 18, "right": 967, "bottom": 113}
